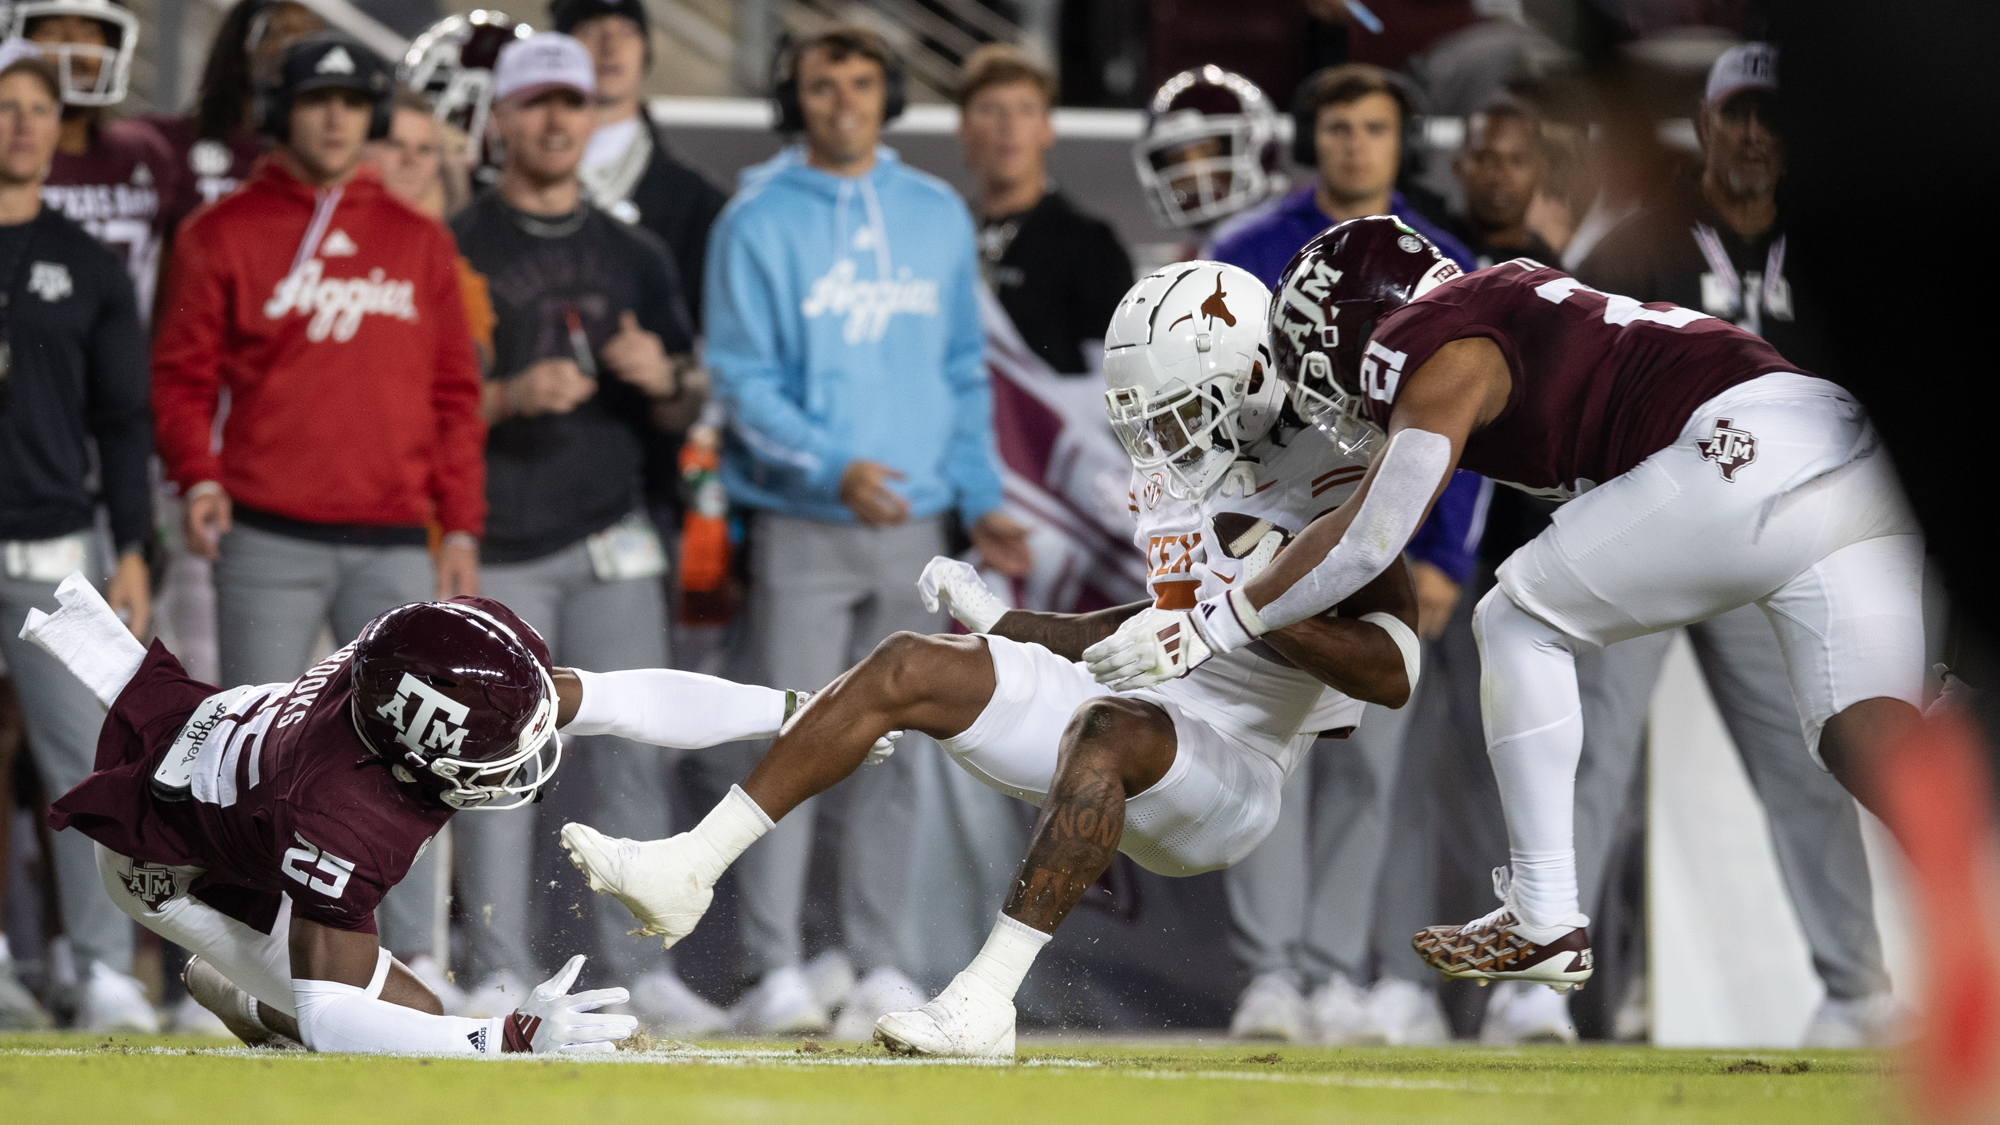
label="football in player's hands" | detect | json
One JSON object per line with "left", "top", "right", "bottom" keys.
{"left": 916, "top": 556, "right": 1009, "bottom": 634}
{"left": 1082, "top": 607, "right": 1214, "bottom": 690}
{"left": 502, "top": 954, "right": 636, "bottom": 1054}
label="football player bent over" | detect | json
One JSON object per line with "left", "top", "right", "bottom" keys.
{"left": 1086, "top": 217, "right": 1924, "bottom": 997}
{"left": 559, "top": 264, "right": 1425, "bottom": 1058}
{"left": 25, "top": 586, "right": 887, "bottom": 1053}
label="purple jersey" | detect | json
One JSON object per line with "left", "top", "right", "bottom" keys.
{"left": 1365, "top": 260, "right": 1799, "bottom": 498}
{"left": 43, "top": 119, "right": 180, "bottom": 319}
{"left": 51, "top": 642, "right": 451, "bottom": 935}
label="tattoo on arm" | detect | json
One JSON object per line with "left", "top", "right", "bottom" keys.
{"left": 989, "top": 601, "right": 1150, "bottom": 662}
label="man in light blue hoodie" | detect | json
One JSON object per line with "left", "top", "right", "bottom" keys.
{"left": 704, "top": 26, "right": 1032, "bottom": 1039}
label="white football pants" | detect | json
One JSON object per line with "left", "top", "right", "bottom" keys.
{"left": 1477, "top": 374, "right": 1924, "bottom": 928}
{"left": 96, "top": 844, "right": 298, "bottom": 1017}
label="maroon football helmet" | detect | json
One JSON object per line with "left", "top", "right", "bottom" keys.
{"left": 398, "top": 10, "right": 532, "bottom": 145}
{"left": 1268, "top": 215, "right": 1465, "bottom": 455}
{"left": 1134, "top": 66, "right": 1284, "bottom": 229}
{"left": 349, "top": 597, "right": 560, "bottom": 811}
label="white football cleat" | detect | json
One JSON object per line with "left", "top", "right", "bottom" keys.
{"left": 1229, "top": 973, "right": 1307, "bottom": 1042}
{"left": 80, "top": 962, "right": 159, "bottom": 1033}
{"left": 731, "top": 966, "right": 829, "bottom": 1036}
{"left": 831, "top": 966, "right": 926, "bottom": 1042}
{"left": 1365, "top": 978, "right": 1450, "bottom": 1046}
{"left": 560, "top": 823, "right": 716, "bottom": 947}
{"left": 1480, "top": 980, "right": 1578, "bottom": 1045}
{"left": 629, "top": 970, "right": 729, "bottom": 1036}
{"left": 874, "top": 971, "right": 1016, "bottom": 1059}
{"left": 1308, "top": 974, "right": 1377, "bottom": 1045}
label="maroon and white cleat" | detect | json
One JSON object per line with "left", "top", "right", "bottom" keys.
{"left": 1412, "top": 867, "right": 1594, "bottom": 994}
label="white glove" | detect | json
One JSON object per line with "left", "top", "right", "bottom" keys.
{"left": 917, "top": 556, "right": 1010, "bottom": 634}
{"left": 785, "top": 689, "right": 902, "bottom": 765}
{"left": 1081, "top": 606, "right": 1215, "bottom": 690}
{"left": 504, "top": 955, "right": 635, "bottom": 1054}
{"left": 1239, "top": 529, "right": 1283, "bottom": 583}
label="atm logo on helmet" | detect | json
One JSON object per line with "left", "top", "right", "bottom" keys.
{"left": 377, "top": 673, "right": 472, "bottom": 756}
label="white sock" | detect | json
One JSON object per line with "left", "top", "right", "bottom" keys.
{"left": 687, "top": 785, "right": 776, "bottom": 884}
{"left": 1474, "top": 589, "right": 1589, "bottom": 932}
{"left": 964, "top": 913, "right": 1052, "bottom": 1001}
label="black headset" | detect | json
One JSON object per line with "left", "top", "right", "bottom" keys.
{"left": 770, "top": 31, "right": 907, "bottom": 134}
{"left": 258, "top": 32, "right": 396, "bottom": 144}
{"left": 1289, "top": 65, "right": 1425, "bottom": 172}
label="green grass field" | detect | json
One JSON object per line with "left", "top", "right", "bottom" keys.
{"left": 0, "top": 1032, "right": 1900, "bottom": 1124}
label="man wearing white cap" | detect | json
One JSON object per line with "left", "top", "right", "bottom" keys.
{"left": 1556, "top": 44, "right": 1900, "bottom": 1048}
{"left": 447, "top": 32, "right": 714, "bottom": 1033}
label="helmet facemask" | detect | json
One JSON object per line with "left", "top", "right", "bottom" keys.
{"left": 1291, "top": 351, "right": 1383, "bottom": 459}
{"left": 1108, "top": 376, "right": 1245, "bottom": 500}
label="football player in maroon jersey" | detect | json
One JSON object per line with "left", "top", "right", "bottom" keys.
{"left": 1083, "top": 215, "right": 1923, "bottom": 995}
{"left": 16, "top": 0, "right": 179, "bottom": 319}
{"left": 33, "top": 585, "right": 869, "bottom": 1053}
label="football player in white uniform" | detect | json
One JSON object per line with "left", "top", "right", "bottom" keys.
{"left": 558, "top": 263, "right": 1422, "bottom": 1058}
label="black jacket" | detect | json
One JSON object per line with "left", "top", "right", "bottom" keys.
{"left": 981, "top": 190, "right": 1134, "bottom": 375}
{"left": 0, "top": 206, "right": 150, "bottom": 551}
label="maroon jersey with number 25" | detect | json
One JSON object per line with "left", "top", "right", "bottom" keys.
{"left": 1361, "top": 260, "right": 1800, "bottom": 498}
{"left": 50, "top": 641, "right": 452, "bottom": 936}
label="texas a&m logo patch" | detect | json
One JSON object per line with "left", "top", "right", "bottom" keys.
{"left": 1696, "top": 417, "right": 1757, "bottom": 481}
{"left": 120, "top": 863, "right": 183, "bottom": 913}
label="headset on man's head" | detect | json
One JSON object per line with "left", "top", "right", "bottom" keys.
{"left": 1289, "top": 63, "right": 1425, "bottom": 175}
{"left": 258, "top": 30, "right": 395, "bottom": 143}
{"left": 770, "top": 28, "right": 906, "bottom": 134}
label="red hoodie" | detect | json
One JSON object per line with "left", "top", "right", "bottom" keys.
{"left": 152, "top": 157, "right": 484, "bottom": 534}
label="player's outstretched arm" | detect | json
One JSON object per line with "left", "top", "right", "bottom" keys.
{"left": 287, "top": 919, "right": 633, "bottom": 1054}
{"left": 1235, "top": 338, "right": 1511, "bottom": 636}
{"left": 990, "top": 600, "right": 1151, "bottom": 662}
{"left": 553, "top": 666, "right": 785, "bottom": 746}
{"left": 1260, "top": 555, "right": 1422, "bottom": 708}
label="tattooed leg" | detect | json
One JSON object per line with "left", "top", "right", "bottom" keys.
{"left": 741, "top": 631, "right": 996, "bottom": 820}
{"left": 1004, "top": 697, "right": 1177, "bottom": 933}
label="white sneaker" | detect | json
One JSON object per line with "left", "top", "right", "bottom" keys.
{"left": 559, "top": 823, "right": 717, "bottom": 947}
{"left": 1229, "top": 973, "right": 1307, "bottom": 1042}
{"left": 730, "top": 966, "right": 829, "bottom": 1035}
{"left": 0, "top": 958, "right": 51, "bottom": 1030}
{"left": 461, "top": 972, "right": 527, "bottom": 1019}
{"left": 1612, "top": 975, "right": 1649, "bottom": 1042}
{"left": 1308, "top": 974, "right": 1377, "bottom": 1044}
{"left": 1803, "top": 992, "right": 1908, "bottom": 1048}
{"left": 171, "top": 994, "right": 234, "bottom": 1037}
{"left": 405, "top": 955, "right": 467, "bottom": 1016}
{"left": 81, "top": 962, "right": 160, "bottom": 1033}
{"left": 803, "top": 949, "right": 857, "bottom": 1013}
{"left": 1480, "top": 980, "right": 1578, "bottom": 1045}
{"left": 831, "top": 967, "right": 926, "bottom": 1041}
{"left": 1365, "top": 978, "right": 1450, "bottom": 1046}
{"left": 629, "top": 970, "right": 729, "bottom": 1035}
{"left": 874, "top": 970, "right": 1015, "bottom": 1059}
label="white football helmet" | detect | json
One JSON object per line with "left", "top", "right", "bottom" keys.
{"left": 400, "top": 10, "right": 531, "bottom": 145}
{"left": 1133, "top": 66, "right": 1284, "bottom": 230}
{"left": 1103, "top": 262, "right": 1283, "bottom": 500}
{"left": 8, "top": 0, "right": 138, "bottom": 106}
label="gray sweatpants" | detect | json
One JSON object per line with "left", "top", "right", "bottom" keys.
{"left": 211, "top": 523, "right": 441, "bottom": 958}
{"left": 452, "top": 541, "right": 669, "bottom": 985}
{"left": 1, "top": 571, "right": 137, "bottom": 976}
{"left": 1224, "top": 699, "right": 1417, "bottom": 990}
{"left": 734, "top": 513, "right": 943, "bottom": 980}
{"left": 1569, "top": 605, "right": 1888, "bottom": 1000}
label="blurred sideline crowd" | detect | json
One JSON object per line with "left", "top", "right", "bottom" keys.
{"left": 0, "top": 0, "right": 1897, "bottom": 1050}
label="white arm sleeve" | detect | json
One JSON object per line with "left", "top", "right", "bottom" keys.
{"left": 561, "top": 667, "right": 787, "bottom": 747}
{"left": 1258, "top": 428, "right": 1454, "bottom": 631}
{"left": 293, "top": 979, "right": 504, "bottom": 1055}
